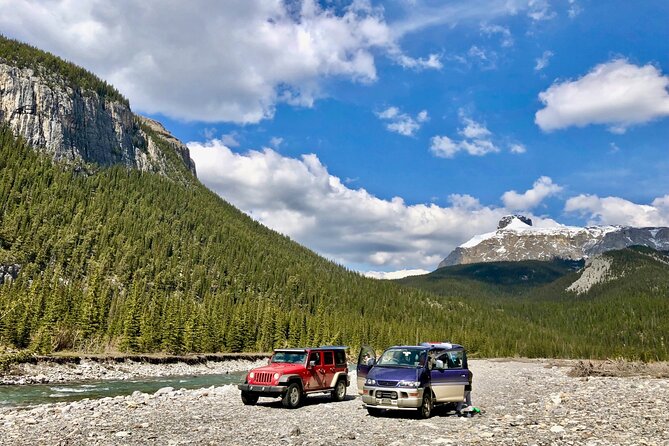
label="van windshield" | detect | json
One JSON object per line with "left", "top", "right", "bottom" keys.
{"left": 271, "top": 352, "right": 307, "bottom": 364}
{"left": 376, "top": 348, "right": 426, "bottom": 368}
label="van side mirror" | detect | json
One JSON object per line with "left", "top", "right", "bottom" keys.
{"left": 366, "top": 358, "right": 375, "bottom": 366}
{"left": 435, "top": 359, "right": 444, "bottom": 370}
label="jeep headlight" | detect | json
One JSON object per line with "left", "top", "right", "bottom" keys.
{"left": 249, "top": 372, "right": 255, "bottom": 379}
{"left": 365, "top": 378, "right": 376, "bottom": 385}
{"left": 398, "top": 380, "right": 421, "bottom": 387}
{"left": 273, "top": 373, "right": 280, "bottom": 381}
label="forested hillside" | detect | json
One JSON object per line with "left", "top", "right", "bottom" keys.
{"left": 1, "top": 126, "right": 558, "bottom": 357}
{"left": 399, "top": 248, "right": 669, "bottom": 360}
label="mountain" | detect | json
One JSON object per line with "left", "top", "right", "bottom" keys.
{"left": 399, "top": 246, "right": 669, "bottom": 360}
{"left": 1, "top": 36, "right": 667, "bottom": 361}
{"left": 438, "top": 215, "right": 669, "bottom": 268}
{"left": 0, "top": 35, "right": 195, "bottom": 180}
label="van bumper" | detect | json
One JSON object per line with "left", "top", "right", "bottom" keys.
{"left": 361, "top": 386, "right": 424, "bottom": 409}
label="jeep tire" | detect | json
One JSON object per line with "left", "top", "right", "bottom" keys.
{"left": 418, "top": 392, "right": 433, "bottom": 419}
{"left": 241, "top": 391, "right": 259, "bottom": 406}
{"left": 282, "top": 382, "right": 303, "bottom": 409}
{"left": 331, "top": 378, "right": 347, "bottom": 402}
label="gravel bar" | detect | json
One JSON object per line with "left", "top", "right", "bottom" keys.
{"left": 1, "top": 359, "right": 668, "bottom": 445}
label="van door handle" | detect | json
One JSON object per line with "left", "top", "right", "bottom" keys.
{"left": 460, "top": 374, "right": 467, "bottom": 377}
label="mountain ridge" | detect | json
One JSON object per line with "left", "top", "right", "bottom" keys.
{"left": 439, "top": 215, "right": 669, "bottom": 268}
{"left": 0, "top": 35, "right": 195, "bottom": 180}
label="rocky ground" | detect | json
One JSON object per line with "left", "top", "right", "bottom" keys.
{"left": 1, "top": 358, "right": 269, "bottom": 385}
{"left": 1, "top": 359, "right": 668, "bottom": 445}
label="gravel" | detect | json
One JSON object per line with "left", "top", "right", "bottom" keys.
{"left": 1, "top": 358, "right": 268, "bottom": 385}
{"left": 1, "top": 359, "right": 668, "bottom": 445}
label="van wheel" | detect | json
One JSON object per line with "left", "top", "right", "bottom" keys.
{"left": 282, "top": 383, "right": 303, "bottom": 409}
{"left": 241, "top": 391, "right": 258, "bottom": 406}
{"left": 418, "top": 392, "right": 432, "bottom": 419}
{"left": 331, "top": 379, "right": 347, "bottom": 401}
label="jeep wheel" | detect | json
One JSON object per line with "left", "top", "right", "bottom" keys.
{"left": 418, "top": 392, "right": 433, "bottom": 419}
{"left": 331, "top": 379, "right": 347, "bottom": 402}
{"left": 282, "top": 383, "right": 303, "bottom": 409}
{"left": 241, "top": 391, "right": 259, "bottom": 406}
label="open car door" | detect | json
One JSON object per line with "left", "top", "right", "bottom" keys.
{"left": 356, "top": 345, "right": 376, "bottom": 394}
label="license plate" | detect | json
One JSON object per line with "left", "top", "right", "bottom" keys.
{"left": 382, "top": 398, "right": 391, "bottom": 405}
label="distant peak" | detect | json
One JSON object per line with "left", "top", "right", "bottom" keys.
{"left": 498, "top": 215, "right": 533, "bottom": 230}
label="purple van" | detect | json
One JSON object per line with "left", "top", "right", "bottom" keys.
{"left": 357, "top": 342, "right": 471, "bottom": 418}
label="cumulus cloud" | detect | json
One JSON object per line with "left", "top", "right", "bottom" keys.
{"left": 501, "top": 176, "right": 563, "bottom": 210}
{"left": 535, "top": 59, "right": 669, "bottom": 132}
{"left": 534, "top": 50, "right": 554, "bottom": 71}
{"left": 188, "top": 139, "right": 556, "bottom": 271}
{"left": 0, "top": 0, "right": 440, "bottom": 123}
{"left": 377, "top": 106, "right": 429, "bottom": 136}
{"left": 565, "top": 194, "right": 669, "bottom": 227}
{"left": 429, "top": 114, "right": 501, "bottom": 158}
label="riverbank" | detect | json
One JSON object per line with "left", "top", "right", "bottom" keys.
{"left": 1, "top": 359, "right": 668, "bottom": 445}
{"left": 1, "top": 354, "right": 268, "bottom": 385}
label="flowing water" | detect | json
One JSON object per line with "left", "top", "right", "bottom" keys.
{"left": 0, "top": 371, "right": 247, "bottom": 408}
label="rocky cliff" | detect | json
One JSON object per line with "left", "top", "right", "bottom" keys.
{"left": 438, "top": 215, "right": 669, "bottom": 268}
{"left": 0, "top": 38, "right": 195, "bottom": 178}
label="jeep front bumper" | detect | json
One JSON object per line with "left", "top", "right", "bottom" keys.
{"left": 361, "top": 386, "right": 424, "bottom": 410}
{"left": 237, "top": 383, "right": 286, "bottom": 398}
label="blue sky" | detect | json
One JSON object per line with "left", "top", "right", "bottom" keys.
{"left": 2, "top": 0, "right": 669, "bottom": 276}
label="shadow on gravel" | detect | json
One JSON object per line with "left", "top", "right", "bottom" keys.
{"left": 366, "top": 404, "right": 472, "bottom": 420}
{"left": 256, "top": 394, "right": 357, "bottom": 409}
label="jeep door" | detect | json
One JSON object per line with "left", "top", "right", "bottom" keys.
{"left": 430, "top": 350, "right": 468, "bottom": 402}
{"left": 322, "top": 350, "right": 337, "bottom": 388}
{"left": 356, "top": 345, "right": 376, "bottom": 394}
{"left": 306, "top": 351, "right": 326, "bottom": 390}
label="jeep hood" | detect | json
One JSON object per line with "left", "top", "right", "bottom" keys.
{"left": 368, "top": 366, "right": 420, "bottom": 382}
{"left": 251, "top": 363, "right": 306, "bottom": 375}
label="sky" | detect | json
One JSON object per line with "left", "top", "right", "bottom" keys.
{"left": 2, "top": 0, "right": 669, "bottom": 278}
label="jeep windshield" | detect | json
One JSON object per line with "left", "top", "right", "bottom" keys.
{"left": 271, "top": 351, "right": 307, "bottom": 364}
{"left": 376, "top": 348, "right": 426, "bottom": 368}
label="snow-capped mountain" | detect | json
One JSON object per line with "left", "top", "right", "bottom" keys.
{"left": 437, "top": 215, "right": 669, "bottom": 268}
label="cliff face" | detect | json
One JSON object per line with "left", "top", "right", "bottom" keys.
{"left": 438, "top": 216, "right": 669, "bottom": 268}
{"left": 0, "top": 62, "right": 195, "bottom": 177}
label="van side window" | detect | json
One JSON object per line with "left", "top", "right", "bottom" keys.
{"left": 436, "top": 350, "right": 464, "bottom": 369}
{"left": 323, "top": 351, "right": 334, "bottom": 365}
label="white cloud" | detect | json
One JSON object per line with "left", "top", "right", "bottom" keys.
{"left": 365, "top": 269, "right": 430, "bottom": 280}
{"left": 480, "top": 23, "right": 514, "bottom": 47}
{"left": 269, "top": 137, "right": 283, "bottom": 148}
{"left": 377, "top": 107, "right": 429, "bottom": 137}
{"left": 501, "top": 176, "right": 563, "bottom": 210}
{"left": 565, "top": 194, "right": 669, "bottom": 227}
{"left": 567, "top": 0, "right": 582, "bottom": 18}
{"left": 219, "top": 133, "right": 240, "bottom": 148}
{"left": 0, "top": 0, "right": 440, "bottom": 124}
{"left": 535, "top": 59, "right": 669, "bottom": 132}
{"left": 527, "top": 0, "right": 556, "bottom": 21}
{"left": 509, "top": 143, "right": 527, "bottom": 154}
{"left": 534, "top": 50, "right": 554, "bottom": 71}
{"left": 430, "top": 114, "right": 501, "bottom": 158}
{"left": 188, "top": 139, "right": 555, "bottom": 271}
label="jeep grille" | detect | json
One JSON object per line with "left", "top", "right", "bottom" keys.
{"left": 253, "top": 372, "right": 273, "bottom": 384}
{"left": 375, "top": 390, "right": 398, "bottom": 399}
{"left": 377, "top": 380, "right": 398, "bottom": 387}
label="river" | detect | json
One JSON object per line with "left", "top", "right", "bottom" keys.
{"left": 0, "top": 371, "right": 246, "bottom": 408}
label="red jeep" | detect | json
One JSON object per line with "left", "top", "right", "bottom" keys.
{"left": 238, "top": 347, "right": 350, "bottom": 408}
